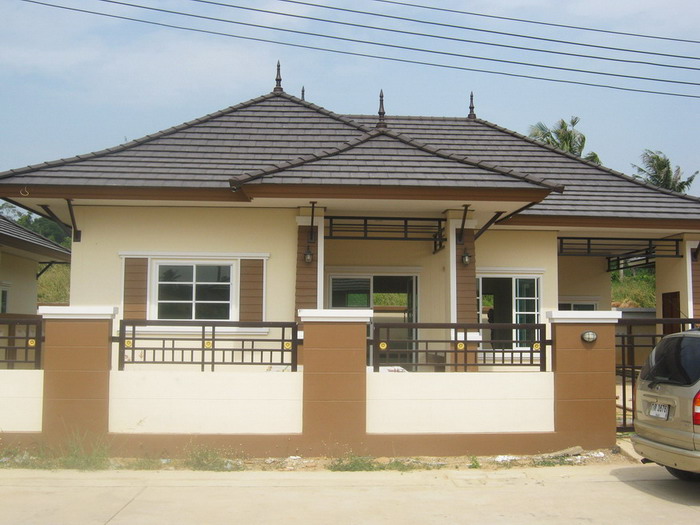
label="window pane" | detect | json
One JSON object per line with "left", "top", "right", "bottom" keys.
{"left": 516, "top": 313, "right": 536, "bottom": 324}
{"left": 159, "top": 284, "right": 193, "bottom": 301}
{"left": 516, "top": 299, "right": 537, "bottom": 312}
{"left": 196, "top": 303, "right": 229, "bottom": 320}
{"left": 158, "top": 303, "right": 192, "bottom": 319}
{"left": 331, "top": 278, "right": 371, "bottom": 308}
{"left": 516, "top": 278, "right": 537, "bottom": 297}
{"left": 573, "top": 304, "right": 596, "bottom": 311}
{"left": 159, "top": 265, "right": 193, "bottom": 282}
{"left": 196, "top": 284, "right": 230, "bottom": 301}
{"left": 196, "top": 265, "right": 231, "bottom": 283}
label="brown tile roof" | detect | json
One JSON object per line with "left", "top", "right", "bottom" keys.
{"left": 1, "top": 89, "right": 699, "bottom": 221}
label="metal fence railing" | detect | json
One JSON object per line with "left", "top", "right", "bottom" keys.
{"left": 615, "top": 318, "right": 700, "bottom": 431}
{"left": 0, "top": 315, "right": 43, "bottom": 369}
{"left": 116, "top": 320, "right": 298, "bottom": 371}
{"left": 370, "top": 322, "right": 550, "bottom": 372}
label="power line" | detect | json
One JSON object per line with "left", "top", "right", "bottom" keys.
{"left": 89, "top": 0, "right": 700, "bottom": 87}
{"left": 271, "top": 0, "right": 700, "bottom": 61}
{"left": 18, "top": 0, "right": 700, "bottom": 99}
{"left": 370, "top": 0, "right": 700, "bottom": 45}
{"left": 183, "top": 0, "right": 700, "bottom": 73}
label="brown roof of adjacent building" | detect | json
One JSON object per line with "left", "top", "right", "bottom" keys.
{"left": 0, "top": 215, "right": 71, "bottom": 262}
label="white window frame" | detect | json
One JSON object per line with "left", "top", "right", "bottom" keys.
{"left": 148, "top": 258, "right": 240, "bottom": 322}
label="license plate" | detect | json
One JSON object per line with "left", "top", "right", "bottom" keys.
{"left": 649, "top": 403, "right": 670, "bottom": 420}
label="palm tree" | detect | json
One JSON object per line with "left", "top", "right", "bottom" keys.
{"left": 528, "top": 116, "right": 601, "bottom": 164}
{"left": 633, "top": 150, "right": 697, "bottom": 194}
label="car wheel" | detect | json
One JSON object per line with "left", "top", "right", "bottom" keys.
{"left": 665, "top": 466, "right": 700, "bottom": 481}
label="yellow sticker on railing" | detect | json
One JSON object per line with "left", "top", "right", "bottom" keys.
{"left": 379, "top": 342, "right": 388, "bottom": 350}
{"left": 204, "top": 341, "right": 213, "bottom": 349}
{"left": 283, "top": 342, "right": 292, "bottom": 350}
{"left": 533, "top": 343, "right": 541, "bottom": 351}
{"left": 27, "top": 339, "right": 36, "bottom": 347}
{"left": 456, "top": 342, "right": 465, "bottom": 350}
{"left": 125, "top": 340, "right": 133, "bottom": 348}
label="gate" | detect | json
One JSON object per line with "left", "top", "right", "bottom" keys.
{"left": 615, "top": 318, "right": 700, "bottom": 431}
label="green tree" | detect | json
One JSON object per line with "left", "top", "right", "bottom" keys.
{"left": 528, "top": 116, "right": 601, "bottom": 164}
{"left": 632, "top": 149, "right": 697, "bottom": 194}
{"left": 16, "top": 214, "right": 71, "bottom": 248}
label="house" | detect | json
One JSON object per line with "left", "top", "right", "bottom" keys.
{"left": 0, "top": 214, "right": 70, "bottom": 314}
{"left": 1, "top": 67, "right": 699, "bottom": 457}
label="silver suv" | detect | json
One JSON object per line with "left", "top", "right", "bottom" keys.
{"left": 632, "top": 330, "right": 700, "bottom": 481}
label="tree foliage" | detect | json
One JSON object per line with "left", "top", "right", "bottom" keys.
{"left": 528, "top": 116, "right": 601, "bottom": 164}
{"left": 632, "top": 149, "right": 697, "bottom": 194}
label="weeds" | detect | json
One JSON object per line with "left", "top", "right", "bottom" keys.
{"left": 183, "top": 444, "right": 245, "bottom": 471}
{"left": 329, "top": 454, "right": 441, "bottom": 472}
{"left": 468, "top": 456, "right": 481, "bottom": 469}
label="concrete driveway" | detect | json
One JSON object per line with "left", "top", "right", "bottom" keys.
{"left": 1, "top": 463, "right": 699, "bottom": 525}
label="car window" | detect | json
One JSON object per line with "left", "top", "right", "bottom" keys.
{"left": 640, "top": 335, "right": 700, "bottom": 385}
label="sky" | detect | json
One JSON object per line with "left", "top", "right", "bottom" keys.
{"left": 1, "top": 0, "right": 699, "bottom": 193}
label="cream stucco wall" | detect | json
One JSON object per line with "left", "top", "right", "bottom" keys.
{"left": 367, "top": 372, "right": 554, "bottom": 433}
{"left": 475, "top": 230, "right": 559, "bottom": 315}
{"left": 70, "top": 206, "right": 299, "bottom": 321}
{"left": 324, "top": 238, "right": 449, "bottom": 322}
{"left": 0, "top": 252, "right": 38, "bottom": 314}
{"left": 0, "top": 370, "right": 43, "bottom": 431}
{"left": 558, "top": 256, "right": 611, "bottom": 310}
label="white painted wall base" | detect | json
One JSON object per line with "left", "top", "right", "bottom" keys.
{"left": 109, "top": 371, "right": 303, "bottom": 434}
{"left": 0, "top": 370, "right": 43, "bottom": 432}
{"left": 367, "top": 372, "right": 554, "bottom": 434}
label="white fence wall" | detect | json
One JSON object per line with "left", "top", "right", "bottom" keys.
{"left": 109, "top": 371, "right": 303, "bottom": 434}
{"left": 0, "top": 370, "right": 43, "bottom": 432}
{"left": 367, "top": 372, "right": 554, "bottom": 433}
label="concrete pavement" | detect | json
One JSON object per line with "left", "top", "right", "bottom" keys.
{"left": 1, "top": 462, "right": 699, "bottom": 525}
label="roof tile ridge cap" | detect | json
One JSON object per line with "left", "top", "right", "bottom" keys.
{"left": 0, "top": 92, "right": 280, "bottom": 180}
{"left": 275, "top": 91, "right": 373, "bottom": 133}
{"left": 0, "top": 215, "right": 72, "bottom": 253}
{"left": 474, "top": 117, "right": 700, "bottom": 202}
{"left": 230, "top": 131, "right": 378, "bottom": 186}
{"left": 378, "top": 128, "right": 563, "bottom": 192}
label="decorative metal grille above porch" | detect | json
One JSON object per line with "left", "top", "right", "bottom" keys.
{"left": 558, "top": 237, "right": 682, "bottom": 271}
{"left": 325, "top": 216, "right": 447, "bottom": 253}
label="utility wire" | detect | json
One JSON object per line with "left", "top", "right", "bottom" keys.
{"left": 370, "top": 0, "right": 700, "bottom": 45}
{"left": 183, "top": 0, "right": 700, "bottom": 72}
{"left": 19, "top": 0, "right": 700, "bottom": 99}
{"left": 88, "top": 0, "right": 700, "bottom": 87}
{"left": 271, "top": 0, "right": 700, "bottom": 61}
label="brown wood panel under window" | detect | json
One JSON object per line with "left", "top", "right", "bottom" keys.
{"left": 123, "top": 258, "right": 148, "bottom": 320}
{"left": 239, "top": 259, "right": 264, "bottom": 322}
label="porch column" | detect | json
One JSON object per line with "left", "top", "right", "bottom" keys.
{"left": 547, "top": 310, "right": 620, "bottom": 449}
{"left": 38, "top": 306, "right": 116, "bottom": 444}
{"left": 447, "top": 209, "right": 477, "bottom": 324}
{"left": 299, "top": 309, "right": 371, "bottom": 454}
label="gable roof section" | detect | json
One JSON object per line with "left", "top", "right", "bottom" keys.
{"left": 231, "top": 128, "right": 562, "bottom": 195}
{"left": 0, "top": 93, "right": 369, "bottom": 189}
{"left": 0, "top": 215, "right": 71, "bottom": 262}
{"left": 348, "top": 114, "right": 700, "bottom": 221}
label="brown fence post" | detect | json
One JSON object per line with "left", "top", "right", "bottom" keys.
{"left": 298, "top": 309, "right": 372, "bottom": 455}
{"left": 39, "top": 307, "right": 116, "bottom": 445}
{"left": 547, "top": 311, "right": 620, "bottom": 449}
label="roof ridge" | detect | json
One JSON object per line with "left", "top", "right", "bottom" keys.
{"left": 230, "top": 131, "right": 379, "bottom": 188}
{"left": 376, "top": 128, "right": 564, "bottom": 193}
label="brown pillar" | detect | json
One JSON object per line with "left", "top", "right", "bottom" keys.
{"left": 299, "top": 309, "right": 371, "bottom": 455}
{"left": 455, "top": 228, "right": 477, "bottom": 323}
{"left": 549, "top": 312, "right": 619, "bottom": 449}
{"left": 40, "top": 307, "right": 115, "bottom": 444}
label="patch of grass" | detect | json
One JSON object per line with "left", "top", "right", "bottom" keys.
{"left": 125, "top": 456, "right": 164, "bottom": 470}
{"left": 531, "top": 456, "right": 571, "bottom": 467}
{"left": 329, "top": 454, "right": 382, "bottom": 471}
{"left": 468, "top": 456, "right": 481, "bottom": 469}
{"left": 183, "top": 444, "right": 246, "bottom": 471}
{"left": 58, "top": 433, "right": 110, "bottom": 470}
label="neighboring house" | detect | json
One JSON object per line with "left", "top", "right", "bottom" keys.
{"left": 0, "top": 214, "right": 70, "bottom": 314}
{"left": 1, "top": 69, "right": 699, "bottom": 456}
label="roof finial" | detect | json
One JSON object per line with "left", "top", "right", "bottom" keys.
{"left": 273, "top": 61, "right": 283, "bottom": 93}
{"left": 467, "top": 91, "right": 476, "bottom": 119}
{"left": 301, "top": 86, "right": 305, "bottom": 101}
{"left": 377, "top": 90, "right": 387, "bottom": 129}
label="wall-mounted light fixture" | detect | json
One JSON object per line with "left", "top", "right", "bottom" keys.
{"left": 303, "top": 246, "right": 314, "bottom": 264}
{"left": 461, "top": 249, "right": 471, "bottom": 266}
{"left": 581, "top": 330, "right": 597, "bottom": 343}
